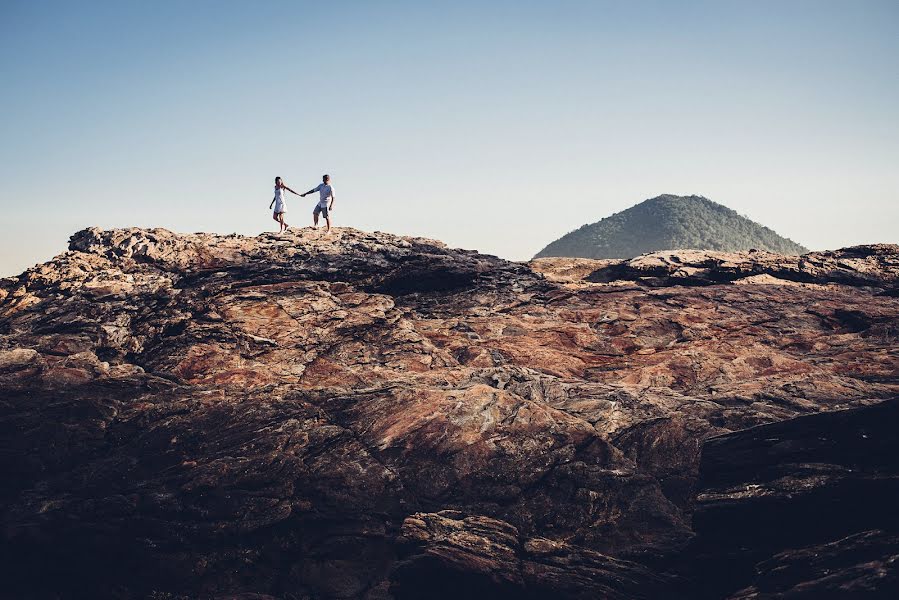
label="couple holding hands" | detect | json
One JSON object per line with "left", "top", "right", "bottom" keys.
{"left": 270, "top": 174, "right": 335, "bottom": 233}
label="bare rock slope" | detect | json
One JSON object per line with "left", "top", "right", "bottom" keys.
{"left": 1, "top": 227, "right": 897, "bottom": 599}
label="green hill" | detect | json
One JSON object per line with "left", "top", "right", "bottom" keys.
{"left": 534, "top": 194, "right": 808, "bottom": 259}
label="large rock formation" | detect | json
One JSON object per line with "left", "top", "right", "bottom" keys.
{"left": 0, "top": 227, "right": 896, "bottom": 598}
{"left": 690, "top": 398, "right": 899, "bottom": 599}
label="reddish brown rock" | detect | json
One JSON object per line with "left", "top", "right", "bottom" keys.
{"left": 531, "top": 245, "right": 899, "bottom": 288}
{"left": 0, "top": 227, "right": 897, "bottom": 598}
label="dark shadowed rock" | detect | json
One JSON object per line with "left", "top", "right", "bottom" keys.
{"left": 0, "top": 226, "right": 897, "bottom": 598}
{"left": 688, "top": 399, "right": 899, "bottom": 598}
{"left": 391, "top": 510, "right": 673, "bottom": 599}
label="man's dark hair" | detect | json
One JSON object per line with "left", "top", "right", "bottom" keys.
{"left": 323, "top": 174, "right": 330, "bottom": 181}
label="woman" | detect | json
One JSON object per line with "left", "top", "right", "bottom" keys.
{"left": 269, "top": 176, "right": 301, "bottom": 232}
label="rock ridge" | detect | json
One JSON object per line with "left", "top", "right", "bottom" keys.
{"left": 0, "top": 226, "right": 897, "bottom": 598}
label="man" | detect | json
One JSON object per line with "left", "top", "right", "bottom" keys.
{"left": 301, "top": 174, "right": 335, "bottom": 232}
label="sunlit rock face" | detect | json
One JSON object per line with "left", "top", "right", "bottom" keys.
{"left": 1, "top": 227, "right": 897, "bottom": 598}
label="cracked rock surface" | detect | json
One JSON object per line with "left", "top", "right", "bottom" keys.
{"left": 1, "top": 227, "right": 897, "bottom": 598}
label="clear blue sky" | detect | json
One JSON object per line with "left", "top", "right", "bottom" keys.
{"left": 1, "top": 0, "right": 897, "bottom": 276}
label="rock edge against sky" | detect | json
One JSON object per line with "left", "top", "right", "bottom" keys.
{"left": 1, "top": 227, "right": 897, "bottom": 598}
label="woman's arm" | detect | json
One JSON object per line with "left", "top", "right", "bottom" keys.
{"left": 283, "top": 185, "right": 301, "bottom": 196}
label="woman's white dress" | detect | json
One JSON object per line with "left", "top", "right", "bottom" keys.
{"left": 273, "top": 186, "right": 286, "bottom": 213}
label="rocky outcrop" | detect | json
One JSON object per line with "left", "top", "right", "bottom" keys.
{"left": 391, "top": 511, "right": 672, "bottom": 599}
{"left": 1, "top": 227, "right": 897, "bottom": 598}
{"left": 532, "top": 244, "right": 899, "bottom": 288}
{"left": 689, "top": 398, "right": 899, "bottom": 598}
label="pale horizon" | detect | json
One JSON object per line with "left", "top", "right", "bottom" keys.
{"left": 2, "top": 0, "right": 897, "bottom": 276}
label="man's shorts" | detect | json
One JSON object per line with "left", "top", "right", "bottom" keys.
{"left": 314, "top": 204, "right": 329, "bottom": 218}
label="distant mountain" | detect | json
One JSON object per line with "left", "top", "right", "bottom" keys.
{"left": 535, "top": 194, "right": 808, "bottom": 259}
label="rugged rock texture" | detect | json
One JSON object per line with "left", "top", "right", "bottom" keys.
{"left": 540, "top": 245, "right": 899, "bottom": 289}
{"left": 0, "top": 227, "right": 897, "bottom": 598}
{"left": 690, "top": 398, "right": 899, "bottom": 599}
{"left": 391, "top": 511, "right": 671, "bottom": 599}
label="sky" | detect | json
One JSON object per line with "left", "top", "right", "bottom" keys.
{"left": 1, "top": 0, "right": 897, "bottom": 276}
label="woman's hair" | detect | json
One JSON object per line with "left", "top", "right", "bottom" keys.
{"left": 275, "top": 176, "right": 282, "bottom": 185}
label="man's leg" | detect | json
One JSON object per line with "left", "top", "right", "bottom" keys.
{"left": 325, "top": 215, "right": 331, "bottom": 232}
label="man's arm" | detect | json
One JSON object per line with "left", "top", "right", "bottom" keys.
{"left": 329, "top": 188, "right": 335, "bottom": 210}
{"left": 302, "top": 183, "right": 322, "bottom": 197}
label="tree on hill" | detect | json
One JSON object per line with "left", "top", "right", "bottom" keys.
{"left": 534, "top": 194, "right": 808, "bottom": 259}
